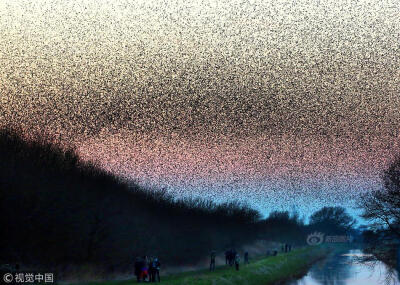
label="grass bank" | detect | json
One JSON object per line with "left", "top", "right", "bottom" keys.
{"left": 73, "top": 246, "right": 329, "bottom": 285}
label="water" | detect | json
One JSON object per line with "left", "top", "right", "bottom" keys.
{"left": 289, "top": 249, "right": 400, "bottom": 285}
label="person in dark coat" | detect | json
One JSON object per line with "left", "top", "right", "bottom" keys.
{"left": 210, "top": 250, "right": 216, "bottom": 271}
{"left": 150, "top": 258, "right": 161, "bottom": 282}
{"left": 134, "top": 257, "right": 142, "bottom": 282}
{"left": 228, "top": 249, "right": 234, "bottom": 266}
{"left": 244, "top": 252, "right": 249, "bottom": 264}
{"left": 234, "top": 254, "right": 240, "bottom": 271}
{"left": 231, "top": 249, "right": 237, "bottom": 266}
{"left": 149, "top": 258, "right": 155, "bottom": 282}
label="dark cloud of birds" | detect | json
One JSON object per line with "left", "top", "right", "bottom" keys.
{"left": 1, "top": 0, "right": 399, "bottom": 214}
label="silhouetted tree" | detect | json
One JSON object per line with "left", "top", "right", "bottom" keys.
{"left": 360, "top": 157, "right": 400, "bottom": 238}
{"left": 309, "top": 206, "right": 356, "bottom": 234}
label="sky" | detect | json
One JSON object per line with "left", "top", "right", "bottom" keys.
{"left": 0, "top": 0, "right": 399, "bottom": 217}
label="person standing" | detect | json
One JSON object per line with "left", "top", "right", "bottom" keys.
{"left": 244, "top": 252, "right": 249, "bottom": 264}
{"left": 152, "top": 258, "right": 161, "bottom": 282}
{"left": 229, "top": 250, "right": 234, "bottom": 266}
{"left": 231, "top": 249, "right": 237, "bottom": 266}
{"left": 149, "top": 258, "right": 155, "bottom": 282}
{"left": 140, "top": 256, "right": 149, "bottom": 282}
{"left": 210, "top": 250, "right": 216, "bottom": 271}
{"left": 234, "top": 253, "right": 240, "bottom": 271}
{"left": 134, "top": 257, "right": 142, "bottom": 282}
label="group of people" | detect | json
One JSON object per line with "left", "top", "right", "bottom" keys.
{"left": 134, "top": 256, "right": 161, "bottom": 283}
{"left": 210, "top": 249, "right": 248, "bottom": 271}
{"left": 225, "top": 249, "right": 237, "bottom": 266}
{"left": 266, "top": 243, "right": 293, "bottom": 257}
{"left": 133, "top": 245, "right": 292, "bottom": 282}
{"left": 282, "top": 243, "right": 292, "bottom": 253}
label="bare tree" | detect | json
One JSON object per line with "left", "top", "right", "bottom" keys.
{"left": 360, "top": 157, "right": 400, "bottom": 238}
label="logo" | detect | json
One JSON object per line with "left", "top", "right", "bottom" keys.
{"left": 3, "top": 273, "right": 13, "bottom": 283}
{"left": 307, "top": 232, "right": 324, "bottom": 245}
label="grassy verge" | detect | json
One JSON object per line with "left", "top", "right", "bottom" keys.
{"left": 72, "top": 246, "right": 329, "bottom": 285}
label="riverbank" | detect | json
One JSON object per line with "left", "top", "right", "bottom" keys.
{"left": 73, "top": 246, "right": 329, "bottom": 285}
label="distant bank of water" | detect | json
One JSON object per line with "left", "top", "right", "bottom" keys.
{"left": 289, "top": 248, "right": 400, "bottom": 285}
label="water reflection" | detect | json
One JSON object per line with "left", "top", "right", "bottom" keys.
{"left": 289, "top": 249, "right": 400, "bottom": 285}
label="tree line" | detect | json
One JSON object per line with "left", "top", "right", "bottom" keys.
{"left": 0, "top": 129, "right": 356, "bottom": 279}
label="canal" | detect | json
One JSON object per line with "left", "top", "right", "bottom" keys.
{"left": 289, "top": 249, "right": 400, "bottom": 285}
